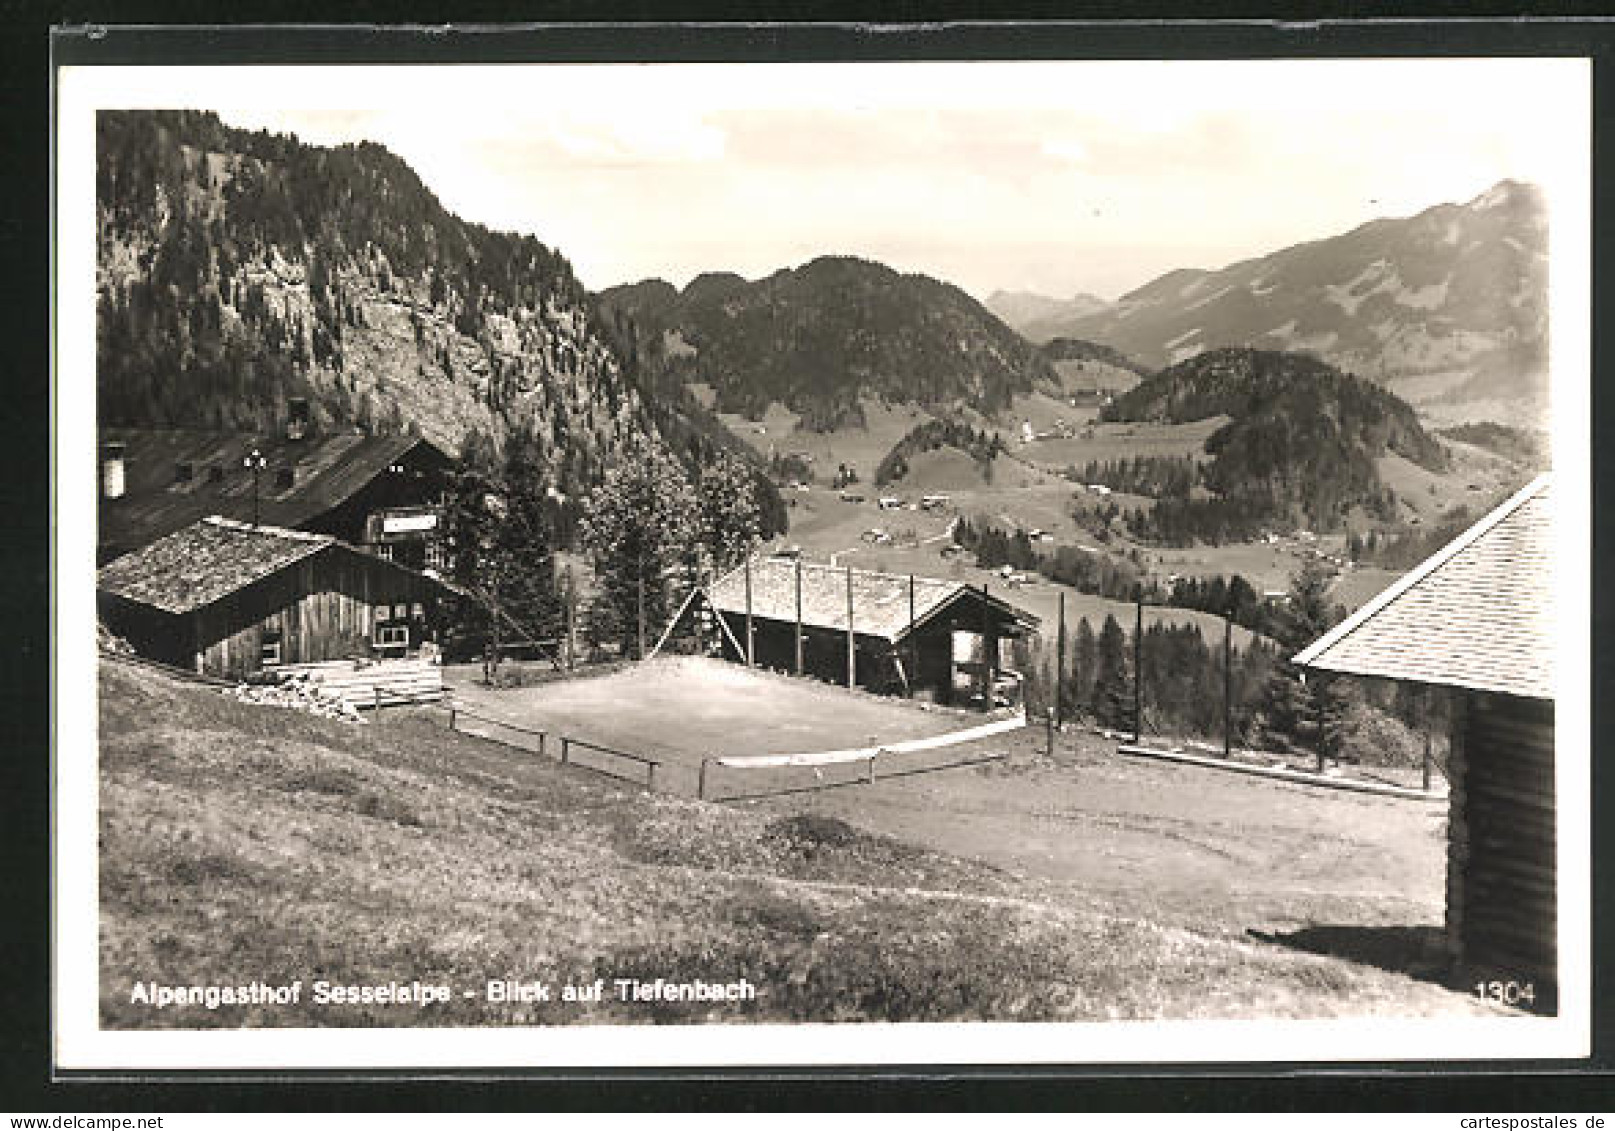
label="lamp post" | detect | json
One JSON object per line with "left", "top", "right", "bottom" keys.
{"left": 242, "top": 447, "right": 267, "bottom": 528}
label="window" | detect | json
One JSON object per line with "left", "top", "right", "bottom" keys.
{"left": 375, "top": 623, "right": 409, "bottom": 650}
{"left": 260, "top": 629, "right": 283, "bottom": 667}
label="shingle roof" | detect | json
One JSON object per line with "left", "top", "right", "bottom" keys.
{"left": 1294, "top": 474, "right": 1554, "bottom": 699}
{"left": 97, "top": 516, "right": 337, "bottom": 615}
{"left": 98, "top": 429, "right": 450, "bottom": 553}
{"left": 707, "top": 558, "right": 1039, "bottom": 642}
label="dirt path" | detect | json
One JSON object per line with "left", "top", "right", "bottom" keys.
{"left": 738, "top": 727, "right": 1450, "bottom": 940}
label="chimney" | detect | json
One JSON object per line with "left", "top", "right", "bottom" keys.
{"left": 275, "top": 465, "right": 296, "bottom": 491}
{"left": 100, "top": 441, "right": 127, "bottom": 500}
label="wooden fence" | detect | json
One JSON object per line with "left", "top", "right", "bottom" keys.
{"left": 443, "top": 704, "right": 661, "bottom": 792}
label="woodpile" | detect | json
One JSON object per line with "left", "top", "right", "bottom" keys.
{"left": 221, "top": 672, "right": 369, "bottom": 724}
{"left": 97, "top": 620, "right": 135, "bottom": 655}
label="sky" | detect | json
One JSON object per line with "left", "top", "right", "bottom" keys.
{"left": 94, "top": 59, "right": 1586, "bottom": 302}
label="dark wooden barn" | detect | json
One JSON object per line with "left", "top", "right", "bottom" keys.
{"left": 705, "top": 559, "right": 1039, "bottom": 708}
{"left": 98, "top": 515, "right": 458, "bottom": 678}
{"left": 1296, "top": 474, "right": 1557, "bottom": 997}
{"left": 97, "top": 428, "right": 453, "bottom": 567}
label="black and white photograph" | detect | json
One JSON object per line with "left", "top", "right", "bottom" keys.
{"left": 51, "top": 43, "right": 1592, "bottom": 1071}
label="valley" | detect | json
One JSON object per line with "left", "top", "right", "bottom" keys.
{"left": 83, "top": 94, "right": 1568, "bottom": 1050}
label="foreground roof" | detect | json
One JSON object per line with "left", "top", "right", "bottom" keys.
{"left": 97, "top": 516, "right": 334, "bottom": 614}
{"left": 98, "top": 428, "right": 450, "bottom": 552}
{"left": 708, "top": 558, "right": 1039, "bottom": 642}
{"left": 1294, "top": 474, "right": 1554, "bottom": 699}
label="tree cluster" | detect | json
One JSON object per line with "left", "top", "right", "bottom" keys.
{"left": 598, "top": 255, "right": 1058, "bottom": 432}
{"left": 577, "top": 444, "right": 770, "bottom": 657}
{"left": 1033, "top": 613, "right": 1278, "bottom": 740}
{"left": 875, "top": 419, "right": 1005, "bottom": 486}
{"left": 955, "top": 515, "right": 1147, "bottom": 602}
{"left": 1253, "top": 559, "right": 1350, "bottom": 765}
{"left": 1068, "top": 455, "right": 1196, "bottom": 499}
{"left": 1097, "top": 348, "right": 1444, "bottom": 539}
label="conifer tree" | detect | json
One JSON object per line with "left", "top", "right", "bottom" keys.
{"left": 1065, "top": 616, "right": 1098, "bottom": 722}
{"left": 579, "top": 444, "right": 700, "bottom": 656}
{"left": 1092, "top": 614, "right": 1133, "bottom": 731}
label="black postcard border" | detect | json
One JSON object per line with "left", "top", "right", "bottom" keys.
{"left": 10, "top": 11, "right": 1615, "bottom": 1111}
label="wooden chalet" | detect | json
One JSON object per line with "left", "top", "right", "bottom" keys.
{"left": 97, "top": 428, "right": 452, "bottom": 567}
{"left": 1295, "top": 474, "right": 1557, "bottom": 994}
{"left": 705, "top": 559, "right": 1039, "bottom": 707}
{"left": 98, "top": 515, "right": 457, "bottom": 679}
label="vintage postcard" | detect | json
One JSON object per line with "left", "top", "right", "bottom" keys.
{"left": 52, "top": 37, "right": 1592, "bottom": 1071}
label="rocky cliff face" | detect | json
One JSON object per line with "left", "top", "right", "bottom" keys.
{"left": 96, "top": 110, "right": 657, "bottom": 491}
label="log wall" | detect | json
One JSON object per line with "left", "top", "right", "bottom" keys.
{"left": 1445, "top": 690, "right": 1557, "bottom": 990}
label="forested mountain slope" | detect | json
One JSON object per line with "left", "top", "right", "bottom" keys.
{"left": 1102, "top": 348, "right": 1447, "bottom": 535}
{"left": 98, "top": 110, "right": 663, "bottom": 499}
{"left": 599, "top": 256, "right": 1059, "bottom": 432}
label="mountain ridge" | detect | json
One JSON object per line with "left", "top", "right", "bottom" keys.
{"left": 1099, "top": 347, "right": 1446, "bottom": 538}
{"left": 599, "top": 255, "right": 1060, "bottom": 431}
{"left": 1013, "top": 181, "right": 1549, "bottom": 422}
{"left": 96, "top": 110, "right": 783, "bottom": 522}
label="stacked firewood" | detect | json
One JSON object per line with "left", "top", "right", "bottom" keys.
{"left": 222, "top": 673, "right": 369, "bottom": 724}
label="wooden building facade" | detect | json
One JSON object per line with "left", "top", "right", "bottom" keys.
{"left": 97, "top": 428, "right": 452, "bottom": 565}
{"left": 98, "top": 516, "right": 456, "bottom": 679}
{"left": 1296, "top": 475, "right": 1558, "bottom": 996}
{"left": 705, "top": 559, "right": 1039, "bottom": 708}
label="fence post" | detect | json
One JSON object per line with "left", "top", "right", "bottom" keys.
{"left": 698, "top": 758, "right": 709, "bottom": 801}
{"left": 448, "top": 706, "right": 456, "bottom": 731}
{"left": 646, "top": 762, "right": 658, "bottom": 793}
{"left": 744, "top": 555, "right": 755, "bottom": 667}
{"left": 845, "top": 565, "right": 856, "bottom": 690}
{"left": 1046, "top": 710, "right": 1054, "bottom": 761}
{"left": 907, "top": 574, "right": 916, "bottom": 698}
{"left": 1133, "top": 588, "right": 1143, "bottom": 745}
{"left": 794, "top": 558, "right": 804, "bottom": 677}
{"left": 560, "top": 737, "right": 569, "bottom": 765}
{"left": 565, "top": 577, "right": 577, "bottom": 672}
{"left": 1423, "top": 722, "right": 1433, "bottom": 792}
{"left": 866, "top": 752, "right": 877, "bottom": 784}
{"left": 637, "top": 572, "right": 647, "bottom": 661}
{"left": 538, "top": 731, "right": 546, "bottom": 759}
{"left": 1223, "top": 614, "right": 1233, "bottom": 759}
{"left": 374, "top": 686, "right": 382, "bottom": 716}
{"left": 979, "top": 583, "right": 992, "bottom": 712}
{"left": 1055, "top": 590, "right": 1066, "bottom": 731}
{"left": 695, "top": 569, "right": 707, "bottom": 656}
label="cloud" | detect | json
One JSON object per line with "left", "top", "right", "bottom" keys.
{"left": 186, "top": 59, "right": 1582, "bottom": 299}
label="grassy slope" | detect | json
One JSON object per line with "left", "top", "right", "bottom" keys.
{"left": 99, "top": 658, "right": 1494, "bottom": 1028}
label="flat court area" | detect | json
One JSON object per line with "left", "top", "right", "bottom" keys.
{"left": 444, "top": 656, "right": 989, "bottom": 794}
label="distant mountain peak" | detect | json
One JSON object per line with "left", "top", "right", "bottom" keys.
{"left": 1035, "top": 182, "right": 1549, "bottom": 425}
{"left": 1467, "top": 178, "right": 1542, "bottom": 211}
{"left": 601, "top": 257, "right": 1056, "bottom": 432}
{"left": 986, "top": 288, "right": 1111, "bottom": 336}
